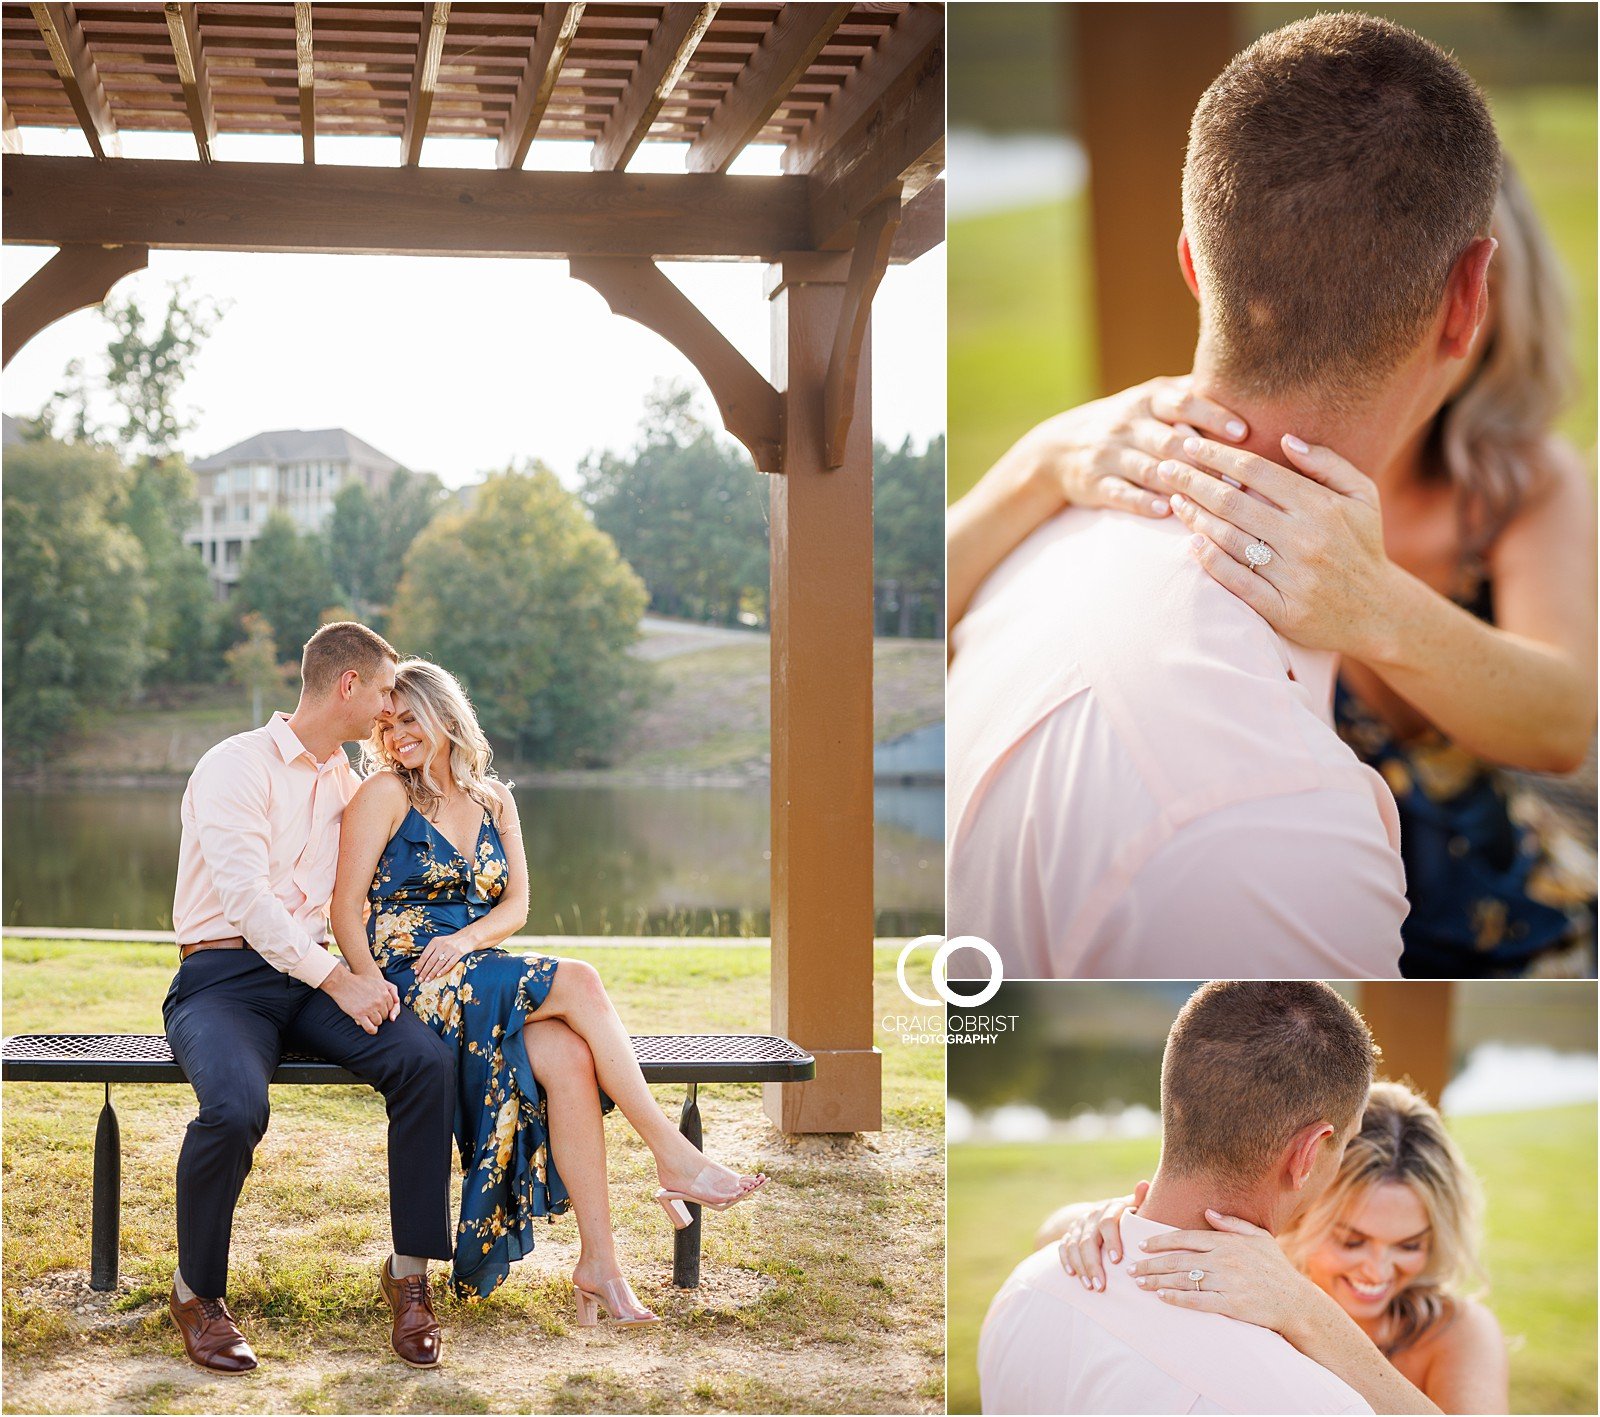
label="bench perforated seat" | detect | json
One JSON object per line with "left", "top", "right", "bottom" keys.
{"left": 2, "top": 1031, "right": 814, "bottom": 1291}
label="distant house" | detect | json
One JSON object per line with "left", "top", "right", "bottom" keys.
{"left": 186, "top": 428, "right": 406, "bottom": 591}
{"left": 2, "top": 413, "right": 23, "bottom": 446}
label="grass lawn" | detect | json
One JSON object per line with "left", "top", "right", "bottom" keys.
{"left": 1, "top": 940, "right": 945, "bottom": 1414}
{"left": 946, "top": 1105, "right": 1597, "bottom": 1415}
{"left": 948, "top": 83, "right": 1597, "bottom": 503}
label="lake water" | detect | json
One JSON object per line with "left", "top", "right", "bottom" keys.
{"left": 3, "top": 783, "right": 944, "bottom": 938}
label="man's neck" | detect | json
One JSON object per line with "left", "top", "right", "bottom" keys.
{"left": 1139, "top": 1166, "right": 1281, "bottom": 1236}
{"left": 1190, "top": 347, "right": 1435, "bottom": 496}
{"left": 285, "top": 701, "right": 347, "bottom": 764}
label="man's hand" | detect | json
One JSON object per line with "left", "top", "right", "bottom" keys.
{"left": 320, "top": 964, "right": 402, "bottom": 1034}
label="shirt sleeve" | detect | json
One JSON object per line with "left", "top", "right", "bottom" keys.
{"left": 187, "top": 749, "right": 338, "bottom": 988}
{"left": 1087, "top": 790, "right": 1407, "bottom": 978}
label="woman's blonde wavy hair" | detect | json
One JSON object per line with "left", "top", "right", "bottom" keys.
{"left": 1280, "top": 1080, "right": 1484, "bottom": 1357}
{"left": 1437, "top": 156, "right": 1576, "bottom": 563}
{"left": 362, "top": 659, "right": 507, "bottom": 825}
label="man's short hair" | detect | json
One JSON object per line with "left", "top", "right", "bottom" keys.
{"left": 1160, "top": 981, "right": 1376, "bottom": 1187}
{"left": 300, "top": 621, "right": 398, "bottom": 697}
{"left": 1183, "top": 12, "right": 1501, "bottom": 407}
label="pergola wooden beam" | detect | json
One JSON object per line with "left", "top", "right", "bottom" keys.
{"left": 685, "top": 2, "right": 851, "bottom": 175}
{"left": 496, "top": 1, "right": 583, "bottom": 171}
{"left": 824, "top": 195, "right": 898, "bottom": 467}
{"left": 2, "top": 242, "right": 148, "bottom": 368}
{"left": 29, "top": 2, "right": 119, "bottom": 159}
{"left": 294, "top": 1, "right": 314, "bottom": 164}
{"left": 162, "top": 2, "right": 216, "bottom": 164}
{"left": 400, "top": 1, "right": 450, "bottom": 167}
{"left": 2, "top": 156, "right": 812, "bottom": 261}
{"left": 590, "top": 2, "right": 718, "bottom": 172}
{"left": 569, "top": 255, "right": 782, "bottom": 472}
{"left": 802, "top": 24, "right": 943, "bottom": 251}
{"left": 889, "top": 177, "right": 942, "bottom": 264}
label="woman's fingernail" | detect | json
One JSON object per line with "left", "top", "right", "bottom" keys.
{"left": 1190, "top": 535, "right": 1206, "bottom": 552}
{"left": 1150, "top": 498, "right": 1168, "bottom": 516}
{"left": 1093, "top": 1277, "right": 1103, "bottom": 1291}
{"left": 1135, "top": 1276, "right": 1150, "bottom": 1288}
{"left": 1182, "top": 436, "right": 1204, "bottom": 456}
{"left": 1156, "top": 459, "right": 1180, "bottom": 481}
{"left": 1284, "top": 434, "right": 1310, "bottom": 454}
{"left": 1139, "top": 1240, "right": 1151, "bottom": 1251}
{"left": 1109, "top": 1251, "right": 1120, "bottom": 1264}
{"left": 1170, "top": 494, "right": 1188, "bottom": 514}
{"left": 1225, "top": 419, "right": 1247, "bottom": 439}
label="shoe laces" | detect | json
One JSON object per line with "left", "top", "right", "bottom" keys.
{"left": 197, "top": 1297, "right": 230, "bottom": 1325}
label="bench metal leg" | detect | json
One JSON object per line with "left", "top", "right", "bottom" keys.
{"left": 91, "top": 1083, "right": 121, "bottom": 1291}
{"left": 672, "top": 1083, "right": 702, "bottom": 1289}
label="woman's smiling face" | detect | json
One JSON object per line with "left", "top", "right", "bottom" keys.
{"left": 1302, "top": 1180, "right": 1432, "bottom": 1321}
{"left": 382, "top": 699, "right": 430, "bottom": 771}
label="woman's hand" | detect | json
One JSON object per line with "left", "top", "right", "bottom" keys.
{"left": 413, "top": 932, "right": 472, "bottom": 984}
{"left": 1021, "top": 378, "right": 1251, "bottom": 521}
{"left": 1125, "top": 1209, "right": 1317, "bottom": 1335}
{"left": 1058, "top": 1180, "right": 1149, "bottom": 1291}
{"left": 1158, "top": 433, "right": 1402, "bottom": 659}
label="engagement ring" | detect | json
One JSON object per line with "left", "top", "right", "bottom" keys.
{"left": 1188, "top": 1268, "right": 1205, "bottom": 1291}
{"left": 1244, "top": 540, "right": 1274, "bottom": 570}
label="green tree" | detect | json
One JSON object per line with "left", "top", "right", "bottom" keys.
{"left": 391, "top": 466, "right": 651, "bottom": 767}
{"left": 328, "top": 468, "right": 448, "bottom": 625}
{"left": 2, "top": 439, "right": 151, "bottom": 758}
{"left": 581, "top": 385, "right": 768, "bottom": 626}
{"left": 235, "top": 512, "right": 340, "bottom": 659}
{"left": 225, "top": 612, "right": 295, "bottom": 723}
{"left": 874, "top": 434, "right": 945, "bottom": 638}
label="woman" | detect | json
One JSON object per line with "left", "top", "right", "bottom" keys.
{"left": 1047, "top": 1083, "right": 1508, "bottom": 1414}
{"left": 331, "top": 659, "right": 765, "bottom": 1322}
{"left": 947, "top": 163, "right": 1596, "bottom": 974}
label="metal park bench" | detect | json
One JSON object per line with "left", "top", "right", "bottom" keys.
{"left": 1, "top": 1032, "right": 813, "bottom": 1292}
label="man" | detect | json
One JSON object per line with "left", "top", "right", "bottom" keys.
{"left": 979, "top": 981, "right": 1378, "bottom": 1415}
{"left": 165, "top": 621, "right": 455, "bottom": 1373}
{"left": 946, "top": 14, "right": 1503, "bottom": 976}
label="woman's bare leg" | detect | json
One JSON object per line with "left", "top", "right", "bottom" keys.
{"left": 525, "top": 1018, "right": 620, "bottom": 1288}
{"left": 527, "top": 960, "right": 757, "bottom": 1199}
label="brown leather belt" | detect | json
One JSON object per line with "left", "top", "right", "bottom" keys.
{"left": 179, "top": 936, "right": 250, "bottom": 961}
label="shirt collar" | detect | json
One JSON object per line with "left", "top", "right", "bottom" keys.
{"left": 266, "top": 712, "right": 346, "bottom": 772}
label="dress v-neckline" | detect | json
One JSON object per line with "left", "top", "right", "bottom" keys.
{"left": 410, "top": 803, "right": 488, "bottom": 866}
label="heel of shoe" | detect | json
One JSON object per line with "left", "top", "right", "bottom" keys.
{"left": 573, "top": 1285, "right": 599, "bottom": 1327}
{"left": 655, "top": 1189, "right": 694, "bottom": 1230}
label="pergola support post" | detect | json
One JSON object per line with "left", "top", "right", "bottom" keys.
{"left": 762, "top": 252, "right": 882, "bottom": 1135}
{"left": 2, "top": 241, "right": 147, "bottom": 368}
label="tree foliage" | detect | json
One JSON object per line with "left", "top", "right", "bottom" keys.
{"left": 2, "top": 440, "right": 151, "bottom": 757}
{"left": 225, "top": 611, "right": 296, "bottom": 723}
{"left": 391, "top": 466, "right": 651, "bottom": 767}
{"left": 327, "top": 468, "right": 450, "bottom": 626}
{"left": 581, "top": 386, "right": 769, "bottom": 626}
{"left": 235, "top": 512, "right": 341, "bottom": 660}
{"left": 873, "top": 434, "right": 946, "bottom": 638}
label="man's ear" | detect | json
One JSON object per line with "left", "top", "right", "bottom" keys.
{"left": 1284, "top": 1120, "right": 1335, "bottom": 1192}
{"left": 1177, "top": 229, "right": 1201, "bottom": 302}
{"left": 338, "top": 668, "right": 360, "bottom": 702}
{"left": 1440, "top": 235, "right": 1497, "bottom": 361}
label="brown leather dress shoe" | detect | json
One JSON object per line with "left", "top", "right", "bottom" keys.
{"left": 169, "top": 1286, "right": 258, "bottom": 1374}
{"left": 379, "top": 1260, "right": 442, "bottom": 1368}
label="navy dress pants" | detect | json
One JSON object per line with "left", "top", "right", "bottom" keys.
{"left": 163, "top": 948, "right": 456, "bottom": 1298}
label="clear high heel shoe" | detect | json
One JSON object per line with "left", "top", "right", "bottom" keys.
{"left": 572, "top": 1275, "right": 661, "bottom": 1327}
{"left": 654, "top": 1168, "right": 769, "bottom": 1230}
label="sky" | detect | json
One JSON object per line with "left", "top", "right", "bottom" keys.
{"left": 2, "top": 127, "right": 946, "bottom": 490}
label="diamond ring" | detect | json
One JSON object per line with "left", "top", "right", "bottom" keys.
{"left": 1188, "top": 1268, "right": 1205, "bottom": 1291}
{"left": 1244, "top": 540, "right": 1274, "bottom": 570}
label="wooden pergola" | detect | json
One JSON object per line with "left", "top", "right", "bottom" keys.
{"left": 2, "top": 1, "right": 945, "bottom": 1135}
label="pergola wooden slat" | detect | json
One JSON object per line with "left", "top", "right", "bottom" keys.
{"left": 2, "top": 1, "right": 944, "bottom": 1138}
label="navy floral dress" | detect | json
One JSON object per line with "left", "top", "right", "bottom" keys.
{"left": 367, "top": 801, "right": 594, "bottom": 1299}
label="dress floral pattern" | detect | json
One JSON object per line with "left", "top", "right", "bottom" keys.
{"left": 368, "top": 802, "right": 595, "bottom": 1298}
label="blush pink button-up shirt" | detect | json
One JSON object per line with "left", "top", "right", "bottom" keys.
{"left": 172, "top": 713, "right": 359, "bottom": 988}
{"left": 978, "top": 1214, "right": 1374, "bottom": 1415}
{"left": 948, "top": 510, "right": 1406, "bottom": 979}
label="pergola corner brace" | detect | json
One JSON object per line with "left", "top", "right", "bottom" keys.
{"left": 823, "top": 195, "right": 900, "bottom": 468}
{"left": 568, "top": 256, "right": 783, "bottom": 474}
{"left": 2, "top": 242, "right": 148, "bottom": 369}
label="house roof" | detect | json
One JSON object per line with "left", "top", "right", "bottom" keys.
{"left": 192, "top": 427, "right": 405, "bottom": 473}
